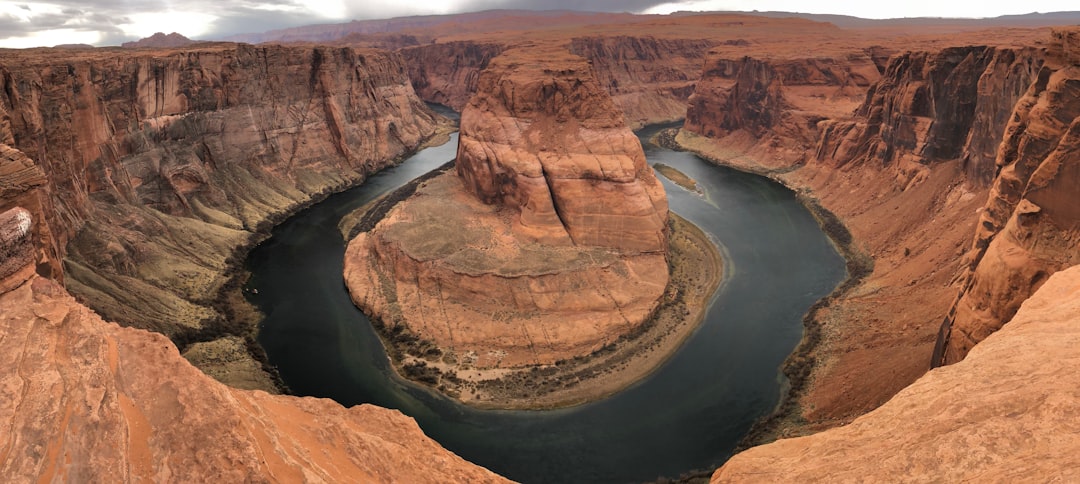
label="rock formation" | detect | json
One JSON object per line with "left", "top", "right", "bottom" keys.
{"left": 345, "top": 47, "right": 669, "bottom": 369}
{"left": 0, "top": 44, "right": 440, "bottom": 340}
{"left": 121, "top": 32, "right": 196, "bottom": 49}
{"left": 567, "top": 36, "right": 717, "bottom": 128}
{"left": 934, "top": 28, "right": 1080, "bottom": 364}
{"left": 674, "top": 30, "right": 1061, "bottom": 431}
{"left": 0, "top": 209, "right": 507, "bottom": 483}
{"left": 683, "top": 52, "right": 881, "bottom": 170}
{"left": 713, "top": 264, "right": 1080, "bottom": 482}
{"left": 400, "top": 41, "right": 506, "bottom": 111}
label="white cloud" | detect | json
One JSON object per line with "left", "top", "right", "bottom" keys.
{"left": 119, "top": 11, "right": 219, "bottom": 39}
{"left": 0, "top": 28, "right": 100, "bottom": 48}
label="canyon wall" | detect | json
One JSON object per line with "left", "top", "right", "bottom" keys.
{"left": 935, "top": 29, "right": 1080, "bottom": 364}
{"left": 345, "top": 47, "right": 670, "bottom": 369}
{"left": 399, "top": 41, "right": 506, "bottom": 111}
{"left": 0, "top": 44, "right": 440, "bottom": 339}
{"left": 676, "top": 38, "right": 1059, "bottom": 429}
{"left": 567, "top": 36, "right": 716, "bottom": 128}
{"left": 401, "top": 35, "right": 717, "bottom": 128}
{"left": 714, "top": 264, "right": 1080, "bottom": 482}
{"left": 683, "top": 52, "right": 881, "bottom": 170}
{"left": 0, "top": 208, "right": 506, "bottom": 483}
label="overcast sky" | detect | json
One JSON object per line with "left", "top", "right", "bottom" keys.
{"left": 1, "top": 0, "right": 1077, "bottom": 48}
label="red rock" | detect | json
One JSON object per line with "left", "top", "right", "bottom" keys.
{"left": 0, "top": 44, "right": 441, "bottom": 334}
{"left": 0, "top": 272, "right": 508, "bottom": 483}
{"left": 345, "top": 47, "right": 670, "bottom": 369}
{"left": 935, "top": 28, "right": 1080, "bottom": 364}
{"left": 714, "top": 265, "right": 1080, "bottom": 482}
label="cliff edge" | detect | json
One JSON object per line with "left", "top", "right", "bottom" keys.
{"left": 714, "top": 264, "right": 1080, "bottom": 482}
{"left": 0, "top": 207, "right": 508, "bottom": 482}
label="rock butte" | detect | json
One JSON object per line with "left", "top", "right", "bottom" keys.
{"left": 0, "top": 12, "right": 1077, "bottom": 482}
{"left": 345, "top": 47, "right": 670, "bottom": 369}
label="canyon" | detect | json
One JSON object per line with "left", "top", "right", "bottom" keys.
{"left": 0, "top": 10, "right": 1078, "bottom": 482}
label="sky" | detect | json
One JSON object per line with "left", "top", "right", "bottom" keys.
{"left": 0, "top": 0, "right": 1077, "bottom": 49}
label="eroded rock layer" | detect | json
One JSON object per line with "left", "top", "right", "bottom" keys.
{"left": 714, "top": 264, "right": 1080, "bottom": 482}
{"left": 0, "top": 44, "right": 440, "bottom": 336}
{"left": 346, "top": 48, "right": 669, "bottom": 368}
{"left": 935, "top": 28, "right": 1080, "bottom": 364}
{"left": 674, "top": 31, "right": 1063, "bottom": 430}
{"left": 0, "top": 210, "right": 506, "bottom": 483}
{"left": 683, "top": 52, "right": 881, "bottom": 170}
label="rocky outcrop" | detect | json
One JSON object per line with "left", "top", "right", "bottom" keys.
{"left": 0, "top": 210, "right": 507, "bottom": 482}
{"left": 684, "top": 52, "right": 880, "bottom": 169}
{"left": 935, "top": 28, "right": 1080, "bottom": 364}
{"left": 714, "top": 264, "right": 1080, "bottom": 482}
{"left": 568, "top": 36, "right": 716, "bottom": 128}
{"left": 0, "top": 44, "right": 440, "bottom": 337}
{"left": 0, "top": 144, "right": 63, "bottom": 281}
{"left": 454, "top": 48, "right": 668, "bottom": 252}
{"left": 345, "top": 48, "right": 669, "bottom": 370}
{"left": 400, "top": 41, "right": 506, "bottom": 110}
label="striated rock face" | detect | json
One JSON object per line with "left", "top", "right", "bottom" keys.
{"left": 675, "top": 36, "right": 1056, "bottom": 429}
{"left": 455, "top": 48, "right": 668, "bottom": 252}
{"left": 814, "top": 46, "right": 1042, "bottom": 183}
{"left": 935, "top": 28, "right": 1080, "bottom": 364}
{"left": 0, "top": 44, "right": 440, "bottom": 336}
{"left": 400, "top": 41, "right": 506, "bottom": 111}
{"left": 714, "top": 264, "right": 1080, "bottom": 482}
{"left": 0, "top": 246, "right": 506, "bottom": 481}
{"left": 684, "top": 53, "right": 880, "bottom": 169}
{"left": 0, "top": 144, "right": 63, "bottom": 281}
{"left": 0, "top": 206, "right": 35, "bottom": 292}
{"left": 568, "top": 36, "right": 716, "bottom": 128}
{"left": 346, "top": 48, "right": 669, "bottom": 369}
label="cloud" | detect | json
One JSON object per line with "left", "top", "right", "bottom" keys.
{"left": 1, "top": 0, "right": 1078, "bottom": 48}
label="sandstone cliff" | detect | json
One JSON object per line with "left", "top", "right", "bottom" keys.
{"left": 345, "top": 48, "right": 670, "bottom": 373}
{"left": 0, "top": 208, "right": 507, "bottom": 483}
{"left": 567, "top": 36, "right": 716, "bottom": 128}
{"left": 935, "top": 28, "right": 1080, "bottom": 364}
{"left": 675, "top": 36, "right": 1058, "bottom": 430}
{"left": 714, "top": 264, "right": 1080, "bottom": 482}
{"left": 683, "top": 52, "right": 881, "bottom": 170}
{"left": 400, "top": 41, "right": 506, "bottom": 111}
{"left": 0, "top": 44, "right": 440, "bottom": 340}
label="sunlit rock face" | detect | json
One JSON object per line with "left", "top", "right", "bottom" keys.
{"left": 0, "top": 44, "right": 440, "bottom": 335}
{"left": 714, "top": 264, "right": 1080, "bottom": 482}
{"left": 0, "top": 216, "right": 507, "bottom": 483}
{"left": 935, "top": 28, "right": 1080, "bottom": 364}
{"left": 345, "top": 47, "right": 670, "bottom": 368}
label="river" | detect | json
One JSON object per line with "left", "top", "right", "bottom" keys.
{"left": 246, "top": 123, "right": 846, "bottom": 483}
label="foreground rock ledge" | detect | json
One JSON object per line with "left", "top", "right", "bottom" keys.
{"left": 0, "top": 209, "right": 506, "bottom": 482}
{"left": 714, "top": 264, "right": 1080, "bottom": 482}
{"left": 345, "top": 47, "right": 671, "bottom": 374}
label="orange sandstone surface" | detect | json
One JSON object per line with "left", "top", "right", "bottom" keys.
{"left": 0, "top": 208, "right": 507, "bottom": 482}
{"left": 714, "top": 264, "right": 1080, "bottom": 482}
